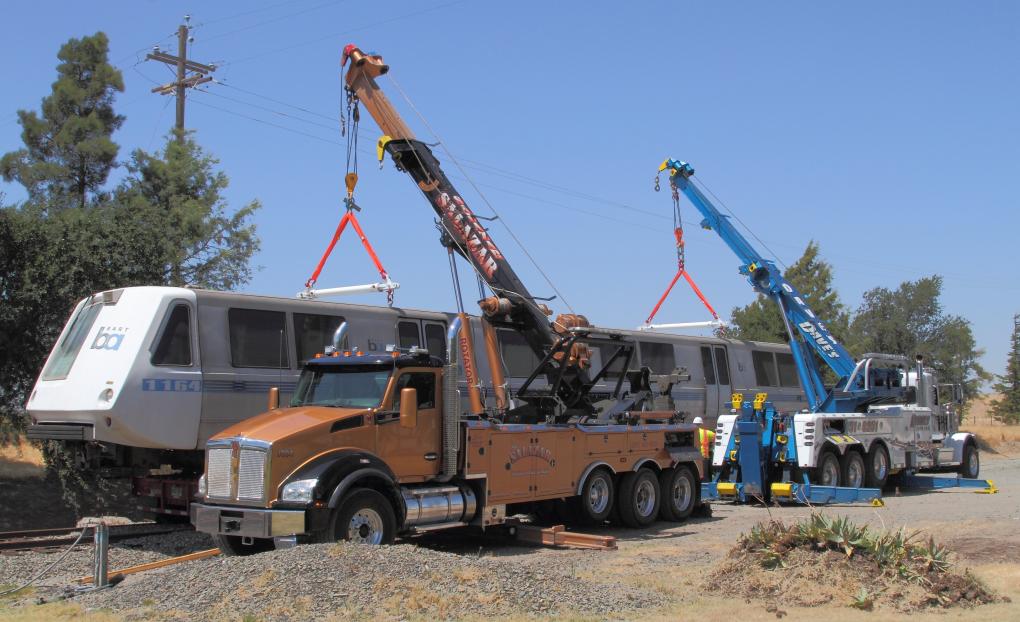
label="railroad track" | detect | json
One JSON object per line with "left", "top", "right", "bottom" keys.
{"left": 0, "top": 523, "right": 192, "bottom": 554}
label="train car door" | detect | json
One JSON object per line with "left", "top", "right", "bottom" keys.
{"left": 395, "top": 318, "right": 448, "bottom": 361}
{"left": 699, "top": 345, "right": 732, "bottom": 422}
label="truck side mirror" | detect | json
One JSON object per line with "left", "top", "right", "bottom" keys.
{"left": 954, "top": 384, "right": 964, "bottom": 405}
{"left": 399, "top": 387, "right": 418, "bottom": 428}
{"left": 268, "top": 387, "right": 280, "bottom": 410}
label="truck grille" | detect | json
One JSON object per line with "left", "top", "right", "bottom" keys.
{"left": 237, "top": 448, "right": 267, "bottom": 500}
{"left": 205, "top": 441, "right": 269, "bottom": 503}
{"left": 207, "top": 447, "right": 232, "bottom": 498}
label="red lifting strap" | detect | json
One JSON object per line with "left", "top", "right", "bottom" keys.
{"left": 304, "top": 209, "right": 391, "bottom": 290}
{"left": 644, "top": 226, "right": 720, "bottom": 325}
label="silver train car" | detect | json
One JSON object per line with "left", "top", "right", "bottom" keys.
{"left": 26, "top": 286, "right": 805, "bottom": 514}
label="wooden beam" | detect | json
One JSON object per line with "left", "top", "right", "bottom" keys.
{"left": 75, "top": 548, "right": 221, "bottom": 585}
{"left": 145, "top": 51, "right": 216, "bottom": 74}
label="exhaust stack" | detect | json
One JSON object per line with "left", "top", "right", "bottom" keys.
{"left": 438, "top": 317, "right": 463, "bottom": 482}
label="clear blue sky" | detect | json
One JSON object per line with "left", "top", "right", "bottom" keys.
{"left": 2, "top": 1, "right": 1017, "bottom": 380}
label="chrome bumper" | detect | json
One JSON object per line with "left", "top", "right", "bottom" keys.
{"left": 190, "top": 503, "right": 306, "bottom": 538}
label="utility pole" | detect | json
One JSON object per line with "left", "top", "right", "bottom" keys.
{"left": 146, "top": 16, "right": 216, "bottom": 142}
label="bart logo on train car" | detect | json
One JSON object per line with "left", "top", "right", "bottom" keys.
{"left": 90, "top": 326, "right": 127, "bottom": 351}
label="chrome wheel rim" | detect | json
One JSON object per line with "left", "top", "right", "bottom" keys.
{"left": 873, "top": 449, "right": 888, "bottom": 480}
{"left": 635, "top": 479, "right": 656, "bottom": 517}
{"left": 671, "top": 474, "right": 692, "bottom": 513}
{"left": 347, "top": 508, "right": 384, "bottom": 545}
{"left": 968, "top": 450, "right": 978, "bottom": 474}
{"left": 588, "top": 476, "right": 610, "bottom": 514}
{"left": 821, "top": 458, "right": 839, "bottom": 486}
{"left": 846, "top": 457, "right": 864, "bottom": 488}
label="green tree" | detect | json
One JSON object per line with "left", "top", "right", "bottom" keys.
{"left": 117, "top": 132, "right": 260, "bottom": 289}
{"left": 848, "top": 276, "right": 990, "bottom": 408}
{"left": 727, "top": 241, "right": 850, "bottom": 345}
{"left": 989, "top": 316, "right": 1020, "bottom": 424}
{"left": 0, "top": 32, "right": 124, "bottom": 210}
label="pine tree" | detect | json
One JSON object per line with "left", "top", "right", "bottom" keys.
{"left": 117, "top": 131, "right": 261, "bottom": 289}
{"left": 0, "top": 32, "right": 123, "bottom": 210}
{"left": 990, "top": 315, "right": 1020, "bottom": 424}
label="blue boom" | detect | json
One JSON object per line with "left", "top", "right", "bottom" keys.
{"left": 659, "top": 159, "right": 906, "bottom": 413}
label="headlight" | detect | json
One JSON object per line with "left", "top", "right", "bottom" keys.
{"left": 197, "top": 474, "right": 207, "bottom": 497}
{"left": 280, "top": 478, "right": 318, "bottom": 503}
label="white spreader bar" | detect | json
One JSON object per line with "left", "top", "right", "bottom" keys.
{"left": 638, "top": 319, "right": 727, "bottom": 331}
{"left": 298, "top": 280, "right": 400, "bottom": 299}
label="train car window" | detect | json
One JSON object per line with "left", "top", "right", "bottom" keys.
{"left": 593, "top": 344, "right": 628, "bottom": 379}
{"left": 228, "top": 308, "right": 289, "bottom": 369}
{"left": 398, "top": 321, "right": 420, "bottom": 349}
{"left": 393, "top": 372, "right": 437, "bottom": 410}
{"left": 424, "top": 324, "right": 447, "bottom": 361}
{"left": 294, "top": 313, "right": 345, "bottom": 361}
{"left": 497, "top": 329, "right": 541, "bottom": 377}
{"left": 776, "top": 352, "right": 799, "bottom": 388}
{"left": 752, "top": 350, "right": 778, "bottom": 386}
{"left": 151, "top": 304, "right": 192, "bottom": 366}
{"left": 700, "top": 347, "right": 716, "bottom": 385}
{"left": 714, "top": 347, "right": 730, "bottom": 385}
{"left": 639, "top": 341, "right": 675, "bottom": 374}
{"left": 41, "top": 300, "right": 104, "bottom": 380}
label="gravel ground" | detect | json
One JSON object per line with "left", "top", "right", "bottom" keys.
{"left": 75, "top": 542, "right": 661, "bottom": 620}
{"left": 3, "top": 456, "right": 1018, "bottom": 621}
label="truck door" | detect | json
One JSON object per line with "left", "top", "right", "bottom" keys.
{"left": 700, "top": 345, "right": 732, "bottom": 423}
{"left": 375, "top": 370, "right": 442, "bottom": 480}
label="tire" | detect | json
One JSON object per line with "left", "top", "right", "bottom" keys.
{"left": 658, "top": 466, "right": 697, "bottom": 522}
{"left": 841, "top": 450, "right": 866, "bottom": 489}
{"left": 960, "top": 442, "right": 980, "bottom": 479}
{"left": 214, "top": 534, "right": 275, "bottom": 557}
{"left": 865, "top": 443, "right": 890, "bottom": 489}
{"left": 812, "top": 448, "right": 841, "bottom": 487}
{"left": 328, "top": 488, "right": 397, "bottom": 545}
{"left": 616, "top": 469, "right": 661, "bottom": 528}
{"left": 575, "top": 468, "right": 615, "bottom": 525}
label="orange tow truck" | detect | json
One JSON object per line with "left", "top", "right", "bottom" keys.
{"left": 190, "top": 45, "right": 704, "bottom": 554}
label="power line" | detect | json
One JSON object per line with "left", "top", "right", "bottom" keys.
{"left": 219, "top": 0, "right": 467, "bottom": 67}
{"left": 199, "top": 0, "right": 350, "bottom": 43}
{"left": 194, "top": 0, "right": 327, "bottom": 28}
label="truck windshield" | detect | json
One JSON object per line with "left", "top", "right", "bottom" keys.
{"left": 290, "top": 366, "right": 392, "bottom": 408}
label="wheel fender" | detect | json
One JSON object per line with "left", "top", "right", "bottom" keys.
{"left": 278, "top": 449, "right": 401, "bottom": 521}
{"left": 575, "top": 461, "right": 615, "bottom": 496}
{"left": 631, "top": 457, "right": 662, "bottom": 473}
{"left": 946, "top": 432, "right": 975, "bottom": 462}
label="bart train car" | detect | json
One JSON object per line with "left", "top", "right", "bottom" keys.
{"left": 26, "top": 286, "right": 806, "bottom": 515}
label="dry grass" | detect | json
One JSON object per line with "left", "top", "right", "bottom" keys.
{"left": 0, "top": 439, "right": 46, "bottom": 479}
{"left": 0, "top": 602, "right": 121, "bottom": 621}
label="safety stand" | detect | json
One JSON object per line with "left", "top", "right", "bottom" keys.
{"left": 701, "top": 481, "right": 884, "bottom": 506}
{"left": 298, "top": 173, "right": 399, "bottom": 302}
{"left": 899, "top": 474, "right": 998, "bottom": 494}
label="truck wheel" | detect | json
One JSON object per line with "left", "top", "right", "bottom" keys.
{"left": 841, "top": 450, "right": 866, "bottom": 488}
{"left": 330, "top": 488, "right": 396, "bottom": 545}
{"left": 213, "top": 534, "right": 275, "bottom": 557}
{"left": 960, "top": 442, "right": 980, "bottom": 479}
{"left": 865, "top": 443, "right": 890, "bottom": 489}
{"left": 616, "top": 469, "right": 661, "bottom": 528}
{"left": 813, "top": 449, "right": 841, "bottom": 487}
{"left": 575, "top": 468, "right": 615, "bottom": 525}
{"left": 658, "top": 466, "right": 697, "bottom": 522}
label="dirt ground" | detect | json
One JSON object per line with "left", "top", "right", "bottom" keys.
{"left": 2, "top": 445, "right": 1019, "bottom": 620}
